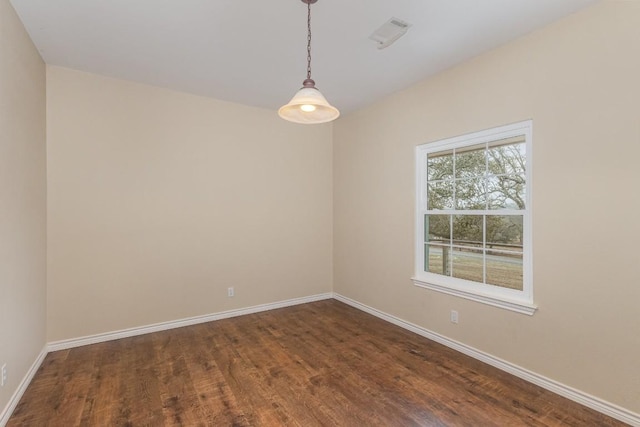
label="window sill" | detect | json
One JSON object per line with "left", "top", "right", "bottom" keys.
{"left": 412, "top": 277, "right": 538, "bottom": 315}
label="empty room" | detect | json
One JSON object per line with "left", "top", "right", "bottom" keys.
{"left": 1, "top": 0, "right": 639, "bottom": 425}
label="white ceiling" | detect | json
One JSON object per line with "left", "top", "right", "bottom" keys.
{"left": 10, "top": 0, "right": 598, "bottom": 115}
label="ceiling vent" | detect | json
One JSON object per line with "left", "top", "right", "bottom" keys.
{"left": 369, "top": 18, "right": 411, "bottom": 50}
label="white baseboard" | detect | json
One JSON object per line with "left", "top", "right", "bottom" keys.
{"left": 48, "top": 293, "right": 333, "bottom": 352}
{"left": 0, "top": 345, "right": 47, "bottom": 427}
{"left": 332, "top": 293, "right": 639, "bottom": 427}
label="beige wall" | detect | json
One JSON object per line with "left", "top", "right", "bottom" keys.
{"left": 0, "top": 0, "right": 47, "bottom": 417}
{"left": 46, "top": 67, "right": 333, "bottom": 341}
{"left": 334, "top": 0, "right": 640, "bottom": 414}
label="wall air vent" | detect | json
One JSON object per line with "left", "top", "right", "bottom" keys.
{"left": 369, "top": 18, "right": 411, "bottom": 50}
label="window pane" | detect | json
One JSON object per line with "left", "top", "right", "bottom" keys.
{"left": 417, "top": 121, "right": 532, "bottom": 307}
{"left": 486, "top": 251, "right": 523, "bottom": 290}
{"left": 426, "top": 214, "right": 450, "bottom": 243}
{"left": 455, "top": 144, "right": 486, "bottom": 179}
{"left": 426, "top": 244, "right": 451, "bottom": 276}
{"left": 451, "top": 248, "right": 484, "bottom": 283}
{"left": 427, "top": 149, "right": 453, "bottom": 181}
{"left": 427, "top": 180, "right": 453, "bottom": 210}
{"left": 488, "top": 140, "right": 525, "bottom": 176}
{"left": 486, "top": 215, "right": 523, "bottom": 251}
{"left": 452, "top": 215, "right": 483, "bottom": 247}
{"left": 487, "top": 174, "right": 525, "bottom": 209}
{"left": 455, "top": 177, "right": 486, "bottom": 210}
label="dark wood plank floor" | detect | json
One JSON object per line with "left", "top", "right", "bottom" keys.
{"left": 8, "top": 300, "right": 626, "bottom": 426}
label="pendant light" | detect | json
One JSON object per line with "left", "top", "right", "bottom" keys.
{"left": 279, "top": 0, "right": 340, "bottom": 124}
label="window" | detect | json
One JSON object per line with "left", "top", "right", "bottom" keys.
{"left": 413, "top": 121, "right": 536, "bottom": 315}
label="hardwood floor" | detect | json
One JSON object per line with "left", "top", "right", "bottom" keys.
{"left": 8, "top": 300, "right": 626, "bottom": 426}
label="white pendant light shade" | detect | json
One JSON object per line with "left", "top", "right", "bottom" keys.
{"left": 278, "top": 82, "right": 340, "bottom": 124}
{"left": 279, "top": 0, "right": 339, "bottom": 125}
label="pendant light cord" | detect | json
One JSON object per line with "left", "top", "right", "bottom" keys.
{"left": 306, "top": 1, "right": 312, "bottom": 80}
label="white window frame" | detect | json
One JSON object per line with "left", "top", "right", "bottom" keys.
{"left": 413, "top": 120, "right": 536, "bottom": 315}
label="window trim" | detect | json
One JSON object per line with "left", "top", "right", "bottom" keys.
{"left": 413, "top": 120, "right": 537, "bottom": 315}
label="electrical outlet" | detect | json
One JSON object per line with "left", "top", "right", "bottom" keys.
{"left": 1, "top": 364, "right": 6, "bottom": 387}
{"left": 227, "top": 287, "right": 234, "bottom": 297}
{"left": 450, "top": 310, "right": 459, "bottom": 324}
